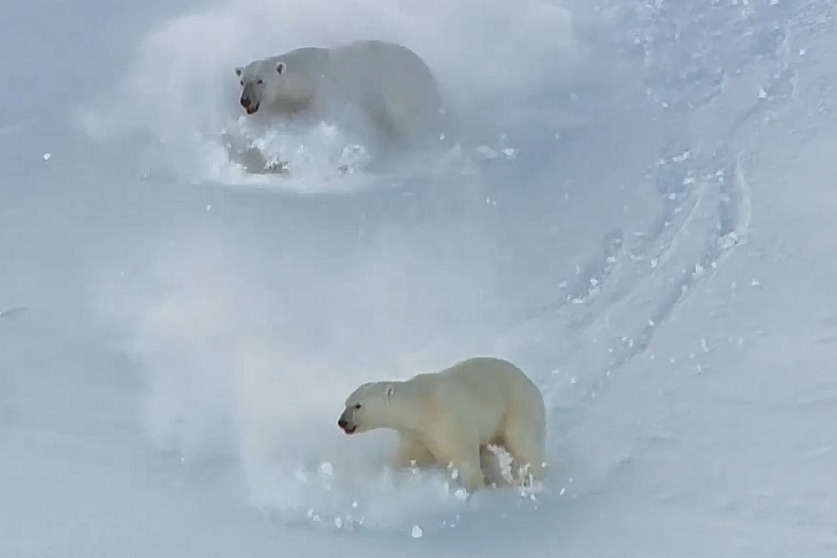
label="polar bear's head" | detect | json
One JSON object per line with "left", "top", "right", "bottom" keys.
{"left": 337, "top": 381, "right": 397, "bottom": 435}
{"left": 234, "top": 56, "right": 316, "bottom": 116}
{"left": 234, "top": 59, "right": 287, "bottom": 115}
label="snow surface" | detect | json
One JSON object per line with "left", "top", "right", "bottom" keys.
{"left": 2, "top": 0, "right": 837, "bottom": 556}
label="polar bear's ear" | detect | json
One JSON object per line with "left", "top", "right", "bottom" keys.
{"left": 276, "top": 62, "right": 286, "bottom": 75}
{"left": 234, "top": 67, "right": 243, "bottom": 77}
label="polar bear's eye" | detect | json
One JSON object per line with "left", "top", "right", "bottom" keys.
{"left": 353, "top": 403, "right": 362, "bottom": 410}
{"left": 257, "top": 79, "right": 263, "bottom": 85}
{"left": 239, "top": 80, "right": 243, "bottom": 86}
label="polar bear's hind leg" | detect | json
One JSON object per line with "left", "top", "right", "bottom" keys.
{"left": 500, "top": 414, "right": 546, "bottom": 486}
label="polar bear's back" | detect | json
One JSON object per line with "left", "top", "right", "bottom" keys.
{"left": 327, "top": 40, "right": 441, "bottom": 100}
{"left": 322, "top": 40, "right": 449, "bottom": 148}
{"left": 410, "top": 356, "right": 546, "bottom": 444}
{"left": 444, "top": 357, "right": 543, "bottom": 406}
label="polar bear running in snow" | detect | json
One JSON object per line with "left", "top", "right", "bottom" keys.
{"left": 337, "top": 356, "right": 547, "bottom": 494}
{"left": 234, "top": 39, "right": 453, "bottom": 156}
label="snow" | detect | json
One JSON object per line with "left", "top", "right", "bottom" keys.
{"left": 2, "top": 0, "right": 837, "bottom": 556}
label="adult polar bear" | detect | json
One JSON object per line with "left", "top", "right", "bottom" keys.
{"left": 234, "top": 39, "right": 454, "bottom": 164}
{"left": 337, "top": 357, "right": 547, "bottom": 494}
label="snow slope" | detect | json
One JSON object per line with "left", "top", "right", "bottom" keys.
{"left": 2, "top": 0, "right": 836, "bottom": 556}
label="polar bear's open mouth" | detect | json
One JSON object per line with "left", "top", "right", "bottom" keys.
{"left": 342, "top": 424, "right": 357, "bottom": 434}
{"left": 245, "top": 105, "right": 259, "bottom": 115}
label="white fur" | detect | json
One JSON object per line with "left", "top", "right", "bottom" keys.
{"left": 234, "top": 39, "right": 454, "bottom": 154}
{"left": 338, "top": 356, "right": 547, "bottom": 493}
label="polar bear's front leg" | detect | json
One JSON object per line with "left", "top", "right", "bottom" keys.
{"left": 394, "top": 435, "right": 436, "bottom": 469}
{"left": 450, "top": 455, "right": 485, "bottom": 494}
{"left": 423, "top": 435, "right": 485, "bottom": 493}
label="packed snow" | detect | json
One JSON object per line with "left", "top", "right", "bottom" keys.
{"left": 2, "top": 0, "right": 836, "bottom": 556}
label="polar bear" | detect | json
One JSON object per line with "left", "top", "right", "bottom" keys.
{"left": 337, "top": 356, "right": 547, "bottom": 493}
{"left": 234, "top": 39, "right": 453, "bottom": 157}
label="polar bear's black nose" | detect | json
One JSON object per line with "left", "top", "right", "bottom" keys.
{"left": 240, "top": 97, "right": 251, "bottom": 108}
{"left": 338, "top": 418, "right": 348, "bottom": 429}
